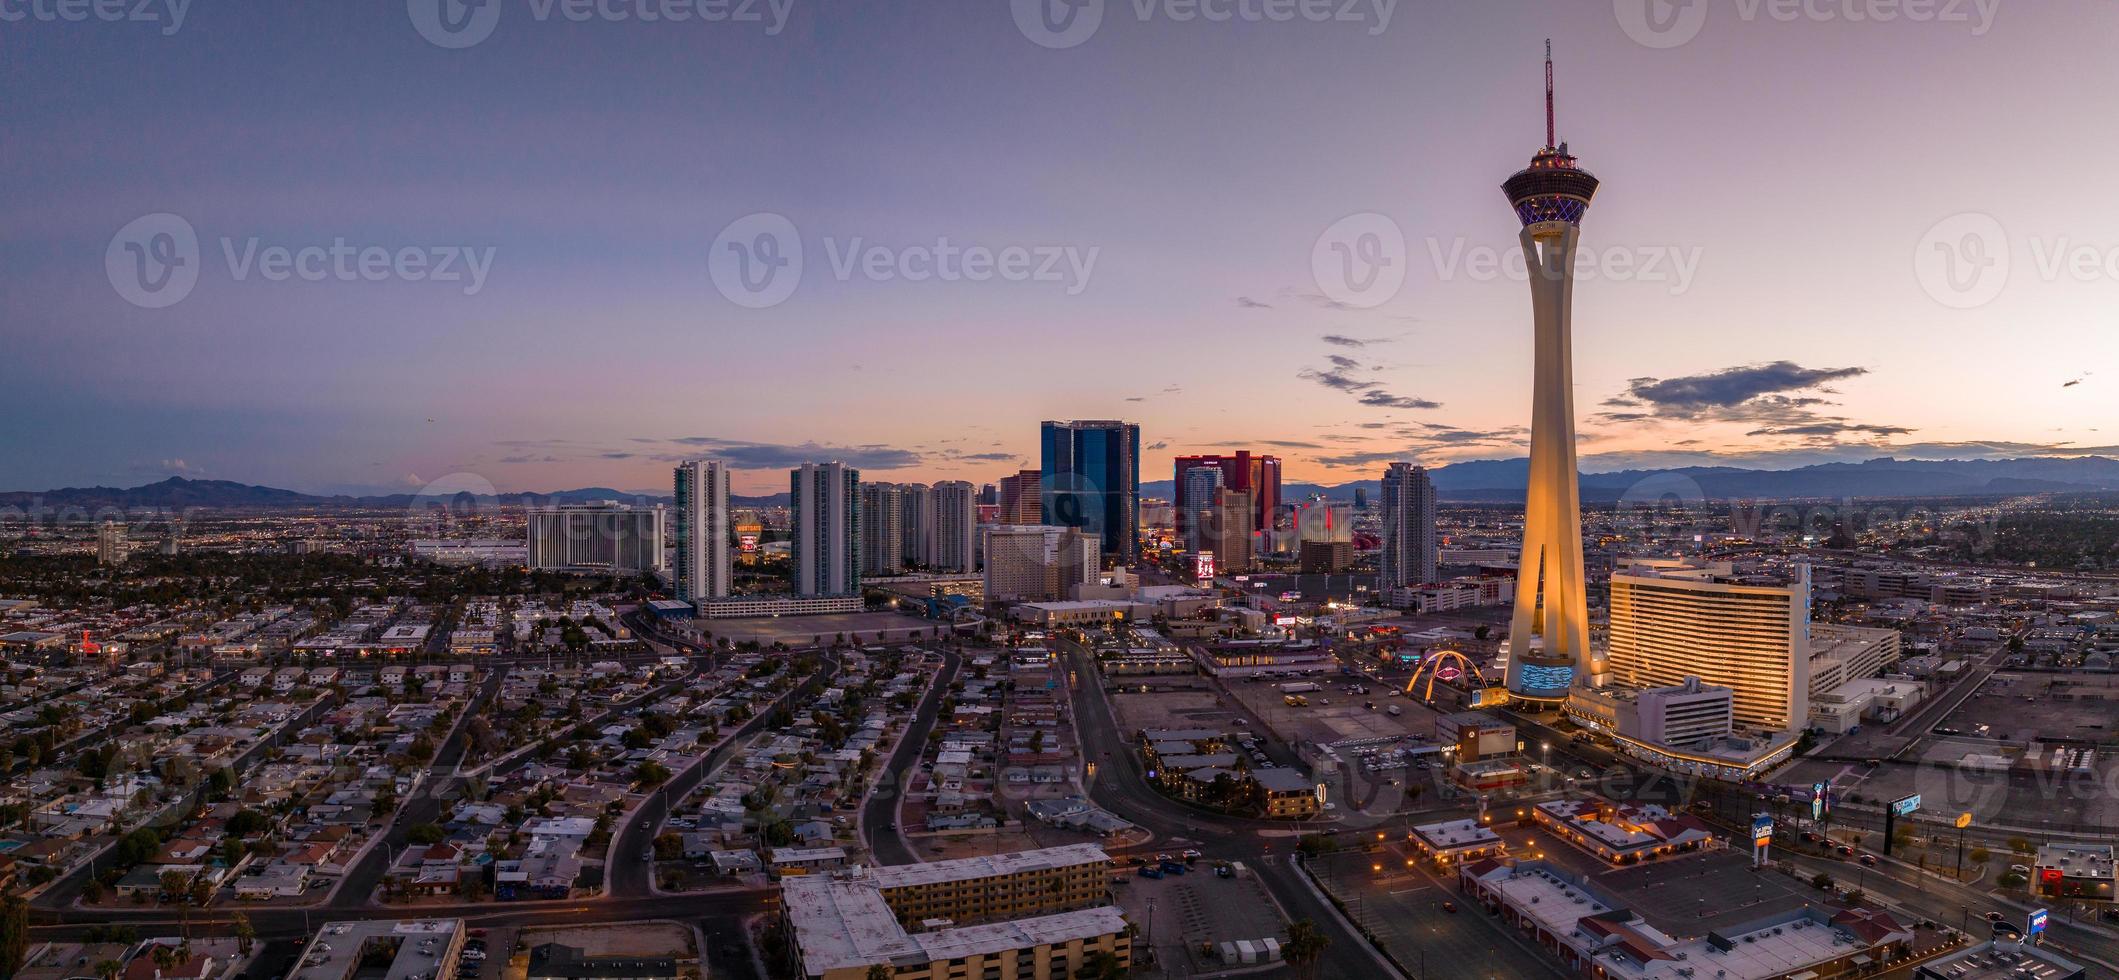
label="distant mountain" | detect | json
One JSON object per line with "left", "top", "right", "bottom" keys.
{"left": 13, "top": 457, "right": 2119, "bottom": 516}
{"left": 0, "top": 476, "right": 798, "bottom": 513}
{"left": 1142, "top": 455, "right": 2119, "bottom": 503}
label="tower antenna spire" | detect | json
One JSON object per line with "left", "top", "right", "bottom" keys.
{"left": 1544, "top": 38, "right": 1556, "bottom": 150}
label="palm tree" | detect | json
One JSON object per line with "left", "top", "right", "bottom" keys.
{"left": 95, "top": 960, "right": 123, "bottom": 980}
{"left": 1283, "top": 919, "right": 1329, "bottom": 980}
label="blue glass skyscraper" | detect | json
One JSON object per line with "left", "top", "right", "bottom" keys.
{"left": 1039, "top": 420, "right": 1140, "bottom": 565}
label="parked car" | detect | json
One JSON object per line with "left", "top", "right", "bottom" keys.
{"left": 1138, "top": 867, "right": 1164, "bottom": 879}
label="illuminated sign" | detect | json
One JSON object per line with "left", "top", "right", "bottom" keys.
{"left": 1516, "top": 663, "right": 1574, "bottom": 693}
{"left": 1435, "top": 666, "right": 1463, "bottom": 682}
{"left": 1890, "top": 794, "right": 1921, "bottom": 817}
{"left": 1274, "top": 616, "right": 1298, "bottom": 627}
{"left": 1956, "top": 811, "right": 1973, "bottom": 830}
{"left": 1751, "top": 815, "right": 1775, "bottom": 846}
{"left": 1812, "top": 782, "right": 1828, "bottom": 821}
{"left": 738, "top": 533, "right": 760, "bottom": 553}
{"left": 2029, "top": 908, "right": 2049, "bottom": 936}
{"left": 1194, "top": 553, "right": 1216, "bottom": 581}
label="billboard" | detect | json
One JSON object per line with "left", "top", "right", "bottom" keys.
{"left": 1193, "top": 552, "right": 1216, "bottom": 582}
{"left": 1751, "top": 815, "right": 1775, "bottom": 846}
{"left": 1890, "top": 794, "right": 1922, "bottom": 817}
{"left": 1812, "top": 782, "right": 1828, "bottom": 821}
{"left": 2029, "top": 908, "right": 2048, "bottom": 936}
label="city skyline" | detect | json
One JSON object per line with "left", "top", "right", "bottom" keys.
{"left": 9, "top": 5, "right": 2119, "bottom": 496}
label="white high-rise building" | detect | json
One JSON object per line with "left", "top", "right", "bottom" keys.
{"left": 97, "top": 521, "right": 129, "bottom": 566}
{"left": 527, "top": 502, "right": 666, "bottom": 573}
{"left": 899, "top": 483, "right": 938, "bottom": 569}
{"left": 673, "top": 460, "right": 732, "bottom": 604}
{"left": 861, "top": 482, "right": 905, "bottom": 576}
{"left": 792, "top": 463, "right": 861, "bottom": 597}
{"left": 1377, "top": 463, "right": 1436, "bottom": 590}
{"left": 933, "top": 481, "right": 978, "bottom": 573}
{"left": 982, "top": 525, "right": 1098, "bottom": 602}
{"left": 1503, "top": 43, "right": 1603, "bottom": 702}
{"left": 1607, "top": 558, "right": 1812, "bottom": 733}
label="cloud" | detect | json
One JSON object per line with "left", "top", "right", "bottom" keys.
{"left": 659, "top": 437, "right": 923, "bottom": 471}
{"left": 1298, "top": 367, "right": 1377, "bottom": 394}
{"left": 1622, "top": 361, "right": 1867, "bottom": 412}
{"left": 1593, "top": 360, "right": 1907, "bottom": 448}
{"left": 1745, "top": 422, "right": 1914, "bottom": 439}
{"left": 1357, "top": 390, "right": 1441, "bottom": 410}
{"left": 1236, "top": 296, "right": 1271, "bottom": 309}
{"left": 1321, "top": 333, "right": 1396, "bottom": 348}
{"left": 1325, "top": 354, "right": 1361, "bottom": 370}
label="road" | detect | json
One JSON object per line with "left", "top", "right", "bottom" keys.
{"left": 861, "top": 650, "right": 961, "bottom": 865}
{"left": 1782, "top": 850, "right": 2119, "bottom": 973}
{"left": 1053, "top": 635, "right": 1412, "bottom": 980}
{"left": 607, "top": 651, "right": 842, "bottom": 897}
{"left": 328, "top": 663, "right": 511, "bottom": 907}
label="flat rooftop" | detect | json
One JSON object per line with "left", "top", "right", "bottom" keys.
{"left": 783, "top": 875, "right": 1126, "bottom": 975}
{"left": 295, "top": 919, "right": 462, "bottom": 980}
{"left": 861, "top": 844, "right": 1109, "bottom": 890}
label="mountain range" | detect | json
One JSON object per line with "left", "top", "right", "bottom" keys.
{"left": 6, "top": 456, "right": 2119, "bottom": 515}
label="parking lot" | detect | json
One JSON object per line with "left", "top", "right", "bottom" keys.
{"left": 1110, "top": 857, "right": 1296, "bottom": 977}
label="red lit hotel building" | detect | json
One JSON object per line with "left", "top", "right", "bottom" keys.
{"left": 1173, "top": 452, "right": 1280, "bottom": 535}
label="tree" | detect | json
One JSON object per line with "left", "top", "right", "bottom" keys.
{"left": 1073, "top": 950, "right": 1125, "bottom": 980}
{"left": 94, "top": 961, "right": 123, "bottom": 980}
{"left": 231, "top": 912, "right": 255, "bottom": 954}
{"left": 867, "top": 966, "right": 893, "bottom": 980}
{"left": 0, "top": 896, "right": 26, "bottom": 979}
{"left": 1810, "top": 872, "right": 1833, "bottom": 889}
{"left": 1969, "top": 846, "right": 1991, "bottom": 865}
{"left": 1283, "top": 919, "right": 1328, "bottom": 980}
{"left": 2008, "top": 836, "right": 2033, "bottom": 856}
{"left": 406, "top": 823, "right": 445, "bottom": 845}
{"left": 634, "top": 761, "right": 671, "bottom": 787}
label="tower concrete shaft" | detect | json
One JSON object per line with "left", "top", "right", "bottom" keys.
{"left": 1505, "top": 223, "right": 1601, "bottom": 699}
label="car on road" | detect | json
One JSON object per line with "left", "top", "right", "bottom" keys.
{"left": 1858, "top": 854, "right": 1877, "bottom": 867}
{"left": 1441, "top": 901, "right": 1457, "bottom": 913}
{"left": 1984, "top": 911, "right": 2005, "bottom": 923}
{"left": 1215, "top": 864, "right": 1234, "bottom": 878}
{"left": 1836, "top": 845, "right": 1855, "bottom": 857}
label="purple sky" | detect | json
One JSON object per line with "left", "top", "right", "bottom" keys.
{"left": 4, "top": 0, "right": 2113, "bottom": 496}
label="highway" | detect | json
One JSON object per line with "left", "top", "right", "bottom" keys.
{"left": 861, "top": 650, "right": 961, "bottom": 866}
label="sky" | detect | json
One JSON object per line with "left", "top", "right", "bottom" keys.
{"left": 3, "top": 0, "right": 2115, "bottom": 496}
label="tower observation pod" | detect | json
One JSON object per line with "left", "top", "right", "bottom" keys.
{"left": 1503, "top": 41, "right": 1606, "bottom": 703}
